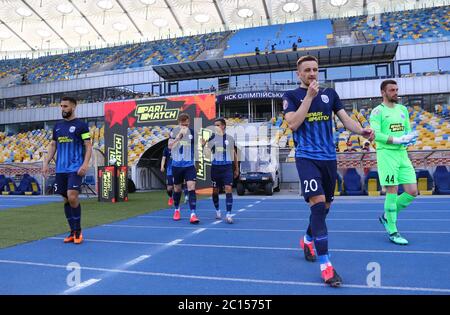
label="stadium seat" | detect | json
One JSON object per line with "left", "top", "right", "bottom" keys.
{"left": 416, "top": 169, "right": 434, "bottom": 195}
{"left": 364, "top": 171, "right": 381, "bottom": 196}
{"left": 433, "top": 166, "right": 450, "bottom": 195}
{"left": 16, "top": 174, "right": 41, "bottom": 195}
{"left": 2, "top": 177, "right": 18, "bottom": 195}
{"left": 343, "top": 168, "right": 364, "bottom": 195}
{"left": 334, "top": 173, "right": 343, "bottom": 196}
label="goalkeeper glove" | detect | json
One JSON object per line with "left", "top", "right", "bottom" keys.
{"left": 392, "top": 131, "right": 418, "bottom": 146}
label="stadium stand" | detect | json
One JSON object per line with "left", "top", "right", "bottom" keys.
{"left": 347, "top": 6, "right": 450, "bottom": 44}
{"left": 0, "top": 32, "right": 230, "bottom": 85}
{"left": 224, "top": 19, "right": 332, "bottom": 56}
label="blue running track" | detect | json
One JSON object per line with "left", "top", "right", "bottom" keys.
{"left": 0, "top": 195, "right": 449, "bottom": 295}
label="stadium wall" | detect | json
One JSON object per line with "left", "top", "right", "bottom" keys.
{"left": 0, "top": 101, "right": 104, "bottom": 124}
{"left": 335, "top": 74, "right": 450, "bottom": 99}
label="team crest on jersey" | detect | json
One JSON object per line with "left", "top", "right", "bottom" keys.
{"left": 225, "top": 140, "right": 229, "bottom": 145}
{"left": 188, "top": 134, "right": 193, "bottom": 140}
{"left": 401, "top": 113, "right": 405, "bottom": 119}
{"left": 321, "top": 95, "right": 329, "bottom": 104}
{"left": 69, "top": 126, "right": 76, "bottom": 133}
{"left": 283, "top": 99, "right": 288, "bottom": 110}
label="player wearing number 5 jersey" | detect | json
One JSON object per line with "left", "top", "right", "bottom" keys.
{"left": 283, "top": 55, "right": 374, "bottom": 287}
{"left": 370, "top": 80, "right": 418, "bottom": 246}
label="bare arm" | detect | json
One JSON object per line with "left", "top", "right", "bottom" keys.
{"left": 285, "top": 96, "right": 314, "bottom": 131}
{"left": 336, "top": 109, "right": 374, "bottom": 140}
{"left": 233, "top": 146, "right": 239, "bottom": 178}
{"left": 42, "top": 140, "right": 56, "bottom": 176}
{"left": 284, "top": 81, "right": 319, "bottom": 131}
{"left": 168, "top": 128, "right": 186, "bottom": 150}
{"left": 44, "top": 140, "right": 56, "bottom": 165}
{"left": 77, "top": 140, "right": 92, "bottom": 177}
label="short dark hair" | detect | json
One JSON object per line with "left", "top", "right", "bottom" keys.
{"left": 296, "top": 55, "right": 318, "bottom": 68}
{"left": 380, "top": 80, "right": 397, "bottom": 91}
{"left": 61, "top": 96, "right": 77, "bottom": 106}
{"left": 178, "top": 112, "right": 190, "bottom": 122}
{"left": 214, "top": 118, "right": 226, "bottom": 126}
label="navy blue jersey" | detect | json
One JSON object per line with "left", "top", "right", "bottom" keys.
{"left": 52, "top": 119, "right": 90, "bottom": 173}
{"left": 163, "top": 147, "right": 173, "bottom": 176}
{"left": 283, "top": 87, "right": 343, "bottom": 160}
{"left": 207, "top": 133, "right": 235, "bottom": 166}
{"left": 170, "top": 127, "right": 195, "bottom": 167}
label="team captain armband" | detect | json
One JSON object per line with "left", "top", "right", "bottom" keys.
{"left": 81, "top": 132, "right": 91, "bottom": 140}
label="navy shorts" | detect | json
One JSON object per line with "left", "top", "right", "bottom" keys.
{"left": 166, "top": 174, "right": 174, "bottom": 186}
{"left": 211, "top": 164, "right": 233, "bottom": 188}
{"left": 172, "top": 165, "right": 197, "bottom": 185}
{"left": 295, "top": 158, "right": 337, "bottom": 203}
{"left": 55, "top": 172, "right": 82, "bottom": 196}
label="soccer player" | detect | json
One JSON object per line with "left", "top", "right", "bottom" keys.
{"left": 161, "top": 145, "right": 174, "bottom": 206}
{"left": 202, "top": 118, "right": 239, "bottom": 224}
{"left": 369, "top": 79, "right": 418, "bottom": 245}
{"left": 169, "top": 113, "right": 199, "bottom": 224}
{"left": 42, "top": 96, "right": 92, "bottom": 244}
{"left": 283, "top": 55, "right": 374, "bottom": 287}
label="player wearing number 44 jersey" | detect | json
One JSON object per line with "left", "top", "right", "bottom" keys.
{"left": 370, "top": 80, "right": 418, "bottom": 246}
{"left": 283, "top": 55, "right": 374, "bottom": 287}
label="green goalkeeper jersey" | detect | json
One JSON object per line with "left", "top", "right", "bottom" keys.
{"left": 369, "top": 103, "right": 411, "bottom": 151}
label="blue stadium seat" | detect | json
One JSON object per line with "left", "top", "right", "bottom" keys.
{"left": 433, "top": 166, "right": 450, "bottom": 195}
{"left": 343, "top": 168, "right": 364, "bottom": 195}
{"left": 2, "top": 177, "right": 19, "bottom": 195}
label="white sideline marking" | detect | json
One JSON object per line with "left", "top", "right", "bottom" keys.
{"left": 63, "top": 278, "right": 101, "bottom": 295}
{"left": 212, "top": 221, "right": 222, "bottom": 225}
{"left": 101, "top": 224, "right": 450, "bottom": 234}
{"left": 167, "top": 239, "right": 183, "bottom": 246}
{"left": 49, "top": 237, "right": 450, "bottom": 256}
{"left": 238, "top": 209, "right": 246, "bottom": 212}
{"left": 192, "top": 228, "right": 206, "bottom": 235}
{"left": 247, "top": 204, "right": 254, "bottom": 208}
{"left": 1, "top": 259, "right": 449, "bottom": 293}
{"left": 125, "top": 255, "right": 151, "bottom": 266}
{"left": 135, "top": 215, "right": 450, "bottom": 222}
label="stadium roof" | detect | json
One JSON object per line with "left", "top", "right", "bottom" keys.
{"left": 0, "top": 0, "right": 443, "bottom": 55}
{"left": 153, "top": 41, "right": 399, "bottom": 80}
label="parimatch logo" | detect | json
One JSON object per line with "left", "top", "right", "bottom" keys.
{"left": 135, "top": 103, "right": 179, "bottom": 122}
{"left": 118, "top": 169, "right": 127, "bottom": 199}
{"left": 102, "top": 171, "right": 112, "bottom": 199}
{"left": 197, "top": 128, "right": 212, "bottom": 180}
{"left": 389, "top": 123, "right": 405, "bottom": 133}
{"left": 108, "top": 134, "right": 124, "bottom": 166}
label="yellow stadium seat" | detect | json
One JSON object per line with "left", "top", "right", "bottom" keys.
{"left": 418, "top": 178, "right": 432, "bottom": 195}
{"left": 367, "top": 178, "right": 380, "bottom": 196}
{"left": 334, "top": 179, "right": 341, "bottom": 196}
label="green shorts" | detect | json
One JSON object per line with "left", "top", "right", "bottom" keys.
{"left": 376, "top": 149, "right": 417, "bottom": 186}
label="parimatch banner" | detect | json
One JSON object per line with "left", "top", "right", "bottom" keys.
{"left": 117, "top": 166, "right": 128, "bottom": 202}
{"left": 104, "top": 94, "right": 216, "bottom": 189}
{"left": 98, "top": 166, "right": 116, "bottom": 203}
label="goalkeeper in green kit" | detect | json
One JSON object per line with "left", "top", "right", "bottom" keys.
{"left": 369, "top": 80, "right": 418, "bottom": 245}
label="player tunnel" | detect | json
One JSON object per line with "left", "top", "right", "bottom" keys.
{"left": 132, "top": 139, "right": 168, "bottom": 190}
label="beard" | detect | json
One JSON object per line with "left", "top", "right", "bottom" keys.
{"left": 388, "top": 96, "right": 398, "bottom": 103}
{"left": 62, "top": 110, "right": 72, "bottom": 119}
